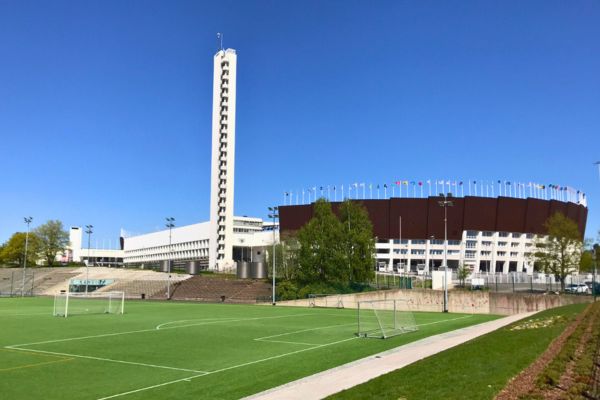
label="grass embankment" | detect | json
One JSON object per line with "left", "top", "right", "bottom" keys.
{"left": 327, "top": 303, "right": 588, "bottom": 400}
{"left": 522, "top": 301, "right": 600, "bottom": 399}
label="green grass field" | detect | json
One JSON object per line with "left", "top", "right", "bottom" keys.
{"left": 0, "top": 297, "right": 498, "bottom": 400}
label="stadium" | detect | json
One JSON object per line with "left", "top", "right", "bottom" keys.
{"left": 279, "top": 192, "right": 588, "bottom": 274}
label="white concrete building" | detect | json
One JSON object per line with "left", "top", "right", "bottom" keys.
{"left": 374, "top": 230, "right": 538, "bottom": 275}
{"left": 66, "top": 227, "right": 123, "bottom": 267}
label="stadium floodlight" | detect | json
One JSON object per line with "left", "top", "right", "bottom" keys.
{"left": 53, "top": 291, "right": 125, "bottom": 317}
{"left": 357, "top": 299, "right": 418, "bottom": 339}
{"left": 165, "top": 217, "right": 175, "bottom": 299}
{"left": 438, "top": 194, "right": 454, "bottom": 313}
{"left": 85, "top": 225, "right": 93, "bottom": 294}
{"left": 268, "top": 207, "right": 279, "bottom": 306}
{"left": 22, "top": 217, "right": 33, "bottom": 297}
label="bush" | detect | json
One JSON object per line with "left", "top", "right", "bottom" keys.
{"left": 276, "top": 280, "right": 299, "bottom": 301}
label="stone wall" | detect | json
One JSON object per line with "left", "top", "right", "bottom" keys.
{"left": 275, "top": 289, "right": 592, "bottom": 315}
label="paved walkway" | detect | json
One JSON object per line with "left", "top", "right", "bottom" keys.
{"left": 243, "top": 312, "right": 537, "bottom": 400}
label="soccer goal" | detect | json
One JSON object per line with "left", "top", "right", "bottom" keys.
{"left": 308, "top": 294, "right": 344, "bottom": 308}
{"left": 53, "top": 291, "right": 125, "bottom": 317}
{"left": 357, "top": 299, "right": 418, "bottom": 339}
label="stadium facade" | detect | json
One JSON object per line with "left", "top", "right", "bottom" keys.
{"left": 279, "top": 195, "right": 588, "bottom": 274}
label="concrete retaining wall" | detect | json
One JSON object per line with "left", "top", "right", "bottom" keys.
{"left": 276, "top": 289, "right": 592, "bottom": 315}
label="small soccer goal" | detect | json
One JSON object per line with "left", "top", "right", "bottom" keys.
{"left": 357, "top": 299, "right": 418, "bottom": 339}
{"left": 308, "top": 294, "right": 344, "bottom": 309}
{"left": 53, "top": 291, "right": 125, "bottom": 317}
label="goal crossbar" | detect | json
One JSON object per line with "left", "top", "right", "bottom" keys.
{"left": 308, "top": 293, "right": 344, "bottom": 309}
{"left": 357, "top": 299, "right": 418, "bottom": 339}
{"left": 53, "top": 291, "right": 125, "bottom": 317}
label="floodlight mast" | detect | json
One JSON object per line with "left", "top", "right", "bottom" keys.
{"left": 438, "top": 193, "right": 454, "bottom": 313}
{"left": 85, "top": 225, "right": 93, "bottom": 295}
{"left": 22, "top": 217, "right": 33, "bottom": 297}
{"left": 165, "top": 217, "right": 175, "bottom": 299}
{"left": 268, "top": 207, "right": 279, "bottom": 306}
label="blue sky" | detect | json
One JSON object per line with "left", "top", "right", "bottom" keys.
{"left": 1, "top": 0, "right": 599, "bottom": 246}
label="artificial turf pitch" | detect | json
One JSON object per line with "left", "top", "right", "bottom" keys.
{"left": 0, "top": 297, "right": 498, "bottom": 400}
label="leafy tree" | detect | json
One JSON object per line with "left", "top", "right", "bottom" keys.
{"left": 266, "top": 237, "right": 301, "bottom": 281}
{"left": 338, "top": 200, "right": 375, "bottom": 283}
{"left": 297, "top": 199, "right": 345, "bottom": 283}
{"left": 0, "top": 232, "right": 41, "bottom": 267}
{"left": 457, "top": 264, "right": 470, "bottom": 287}
{"left": 34, "top": 220, "right": 69, "bottom": 267}
{"left": 534, "top": 213, "right": 583, "bottom": 291}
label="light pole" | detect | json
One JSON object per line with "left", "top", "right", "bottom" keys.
{"left": 268, "top": 207, "right": 279, "bottom": 306}
{"left": 165, "top": 217, "right": 175, "bottom": 299}
{"left": 85, "top": 225, "right": 93, "bottom": 294}
{"left": 438, "top": 193, "right": 454, "bottom": 313}
{"left": 22, "top": 217, "right": 33, "bottom": 297}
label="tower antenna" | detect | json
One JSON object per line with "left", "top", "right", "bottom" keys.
{"left": 216, "top": 32, "right": 223, "bottom": 51}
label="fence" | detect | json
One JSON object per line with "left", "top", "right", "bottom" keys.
{"left": 0, "top": 270, "right": 35, "bottom": 297}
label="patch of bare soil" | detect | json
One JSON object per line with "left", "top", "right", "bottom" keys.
{"left": 494, "top": 305, "right": 591, "bottom": 400}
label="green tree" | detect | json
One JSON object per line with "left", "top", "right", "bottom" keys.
{"left": 457, "top": 264, "right": 470, "bottom": 287}
{"left": 34, "top": 220, "right": 69, "bottom": 267}
{"left": 534, "top": 213, "right": 583, "bottom": 291}
{"left": 338, "top": 200, "right": 375, "bottom": 283}
{"left": 0, "top": 232, "right": 41, "bottom": 267}
{"left": 297, "top": 199, "right": 345, "bottom": 283}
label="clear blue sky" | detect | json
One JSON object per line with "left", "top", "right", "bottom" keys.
{"left": 1, "top": 0, "right": 599, "bottom": 247}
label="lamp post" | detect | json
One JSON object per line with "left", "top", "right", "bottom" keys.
{"left": 85, "top": 225, "right": 93, "bottom": 295}
{"left": 165, "top": 217, "right": 175, "bottom": 299}
{"left": 268, "top": 207, "right": 279, "bottom": 306}
{"left": 22, "top": 217, "right": 33, "bottom": 297}
{"left": 438, "top": 193, "right": 454, "bottom": 313}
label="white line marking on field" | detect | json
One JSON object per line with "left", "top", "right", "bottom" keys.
{"left": 96, "top": 336, "right": 359, "bottom": 400}
{"left": 254, "top": 322, "right": 356, "bottom": 341}
{"left": 416, "top": 315, "right": 473, "bottom": 327}
{"left": 7, "top": 347, "right": 208, "bottom": 374}
{"left": 155, "top": 313, "right": 315, "bottom": 330}
{"left": 155, "top": 317, "right": 239, "bottom": 330}
{"left": 254, "top": 339, "right": 318, "bottom": 346}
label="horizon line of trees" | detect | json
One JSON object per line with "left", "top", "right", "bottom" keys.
{"left": 0, "top": 220, "right": 70, "bottom": 268}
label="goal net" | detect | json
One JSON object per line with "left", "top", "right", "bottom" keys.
{"left": 53, "top": 291, "right": 125, "bottom": 317}
{"left": 308, "top": 294, "right": 344, "bottom": 308}
{"left": 357, "top": 299, "right": 418, "bottom": 339}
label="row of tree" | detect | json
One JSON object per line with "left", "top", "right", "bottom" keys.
{"left": 0, "top": 220, "right": 70, "bottom": 267}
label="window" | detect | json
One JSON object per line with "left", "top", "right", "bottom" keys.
{"left": 499, "top": 232, "right": 509, "bottom": 238}
{"left": 497, "top": 251, "right": 506, "bottom": 257}
{"left": 429, "top": 249, "right": 443, "bottom": 255}
{"left": 393, "top": 249, "right": 408, "bottom": 255}
{"left": 480, "top": 251, "right": 492, "bottom": 256}
{"left": 430, "top": 239, "right": 444, "bottom": 245}
{"left": 411, "top": 249, "right": 425, "bottom": 255}
{"left": 393, "top": 239, "right": 409, "bottom": 244}
{"left": 411, "top": 239, "right": 426, "bottom": 245}
{"left": 511, "top": 242, "right": 519, "bottom": 248}
{"left": 526, "top": 233, "right": 535, "bottom": 239}
{"left": 510, "top": 252, "right": 519, "bottom": 257}
{"left": 466, "top": 241, "right": 477, "bottom": 248}
{"left": 466, "top": 230, "right": 478, "bottom": 239}
{"left": 465, "top": 251, "right": 476, "bottom": 259}
{"left": 482, "top": 241, "right": 492, "bottom": 247}
{"left": 498, "top": 242, "right": 507, "bottom": 247}
{"left": 512, "top": 233, "right": 522, "bottom": 238}
{"left": 482, "top": 231, "right": 493, "bottom": 237}
{"left": 448, "top": 240, "right": 461, "bottom": 246}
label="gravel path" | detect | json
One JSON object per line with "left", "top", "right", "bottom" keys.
{"left": 243, "top": 312, "right": 536, "bottom": 400}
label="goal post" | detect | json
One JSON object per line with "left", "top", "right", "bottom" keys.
{"left": 308, "top": 294, "right": 344, "bottom": 309}
{"left": 357, "top": 299, "right": 418, "bottom": 339}
{"left": 53, "top": 291, "right": 125, "bottom": 317}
